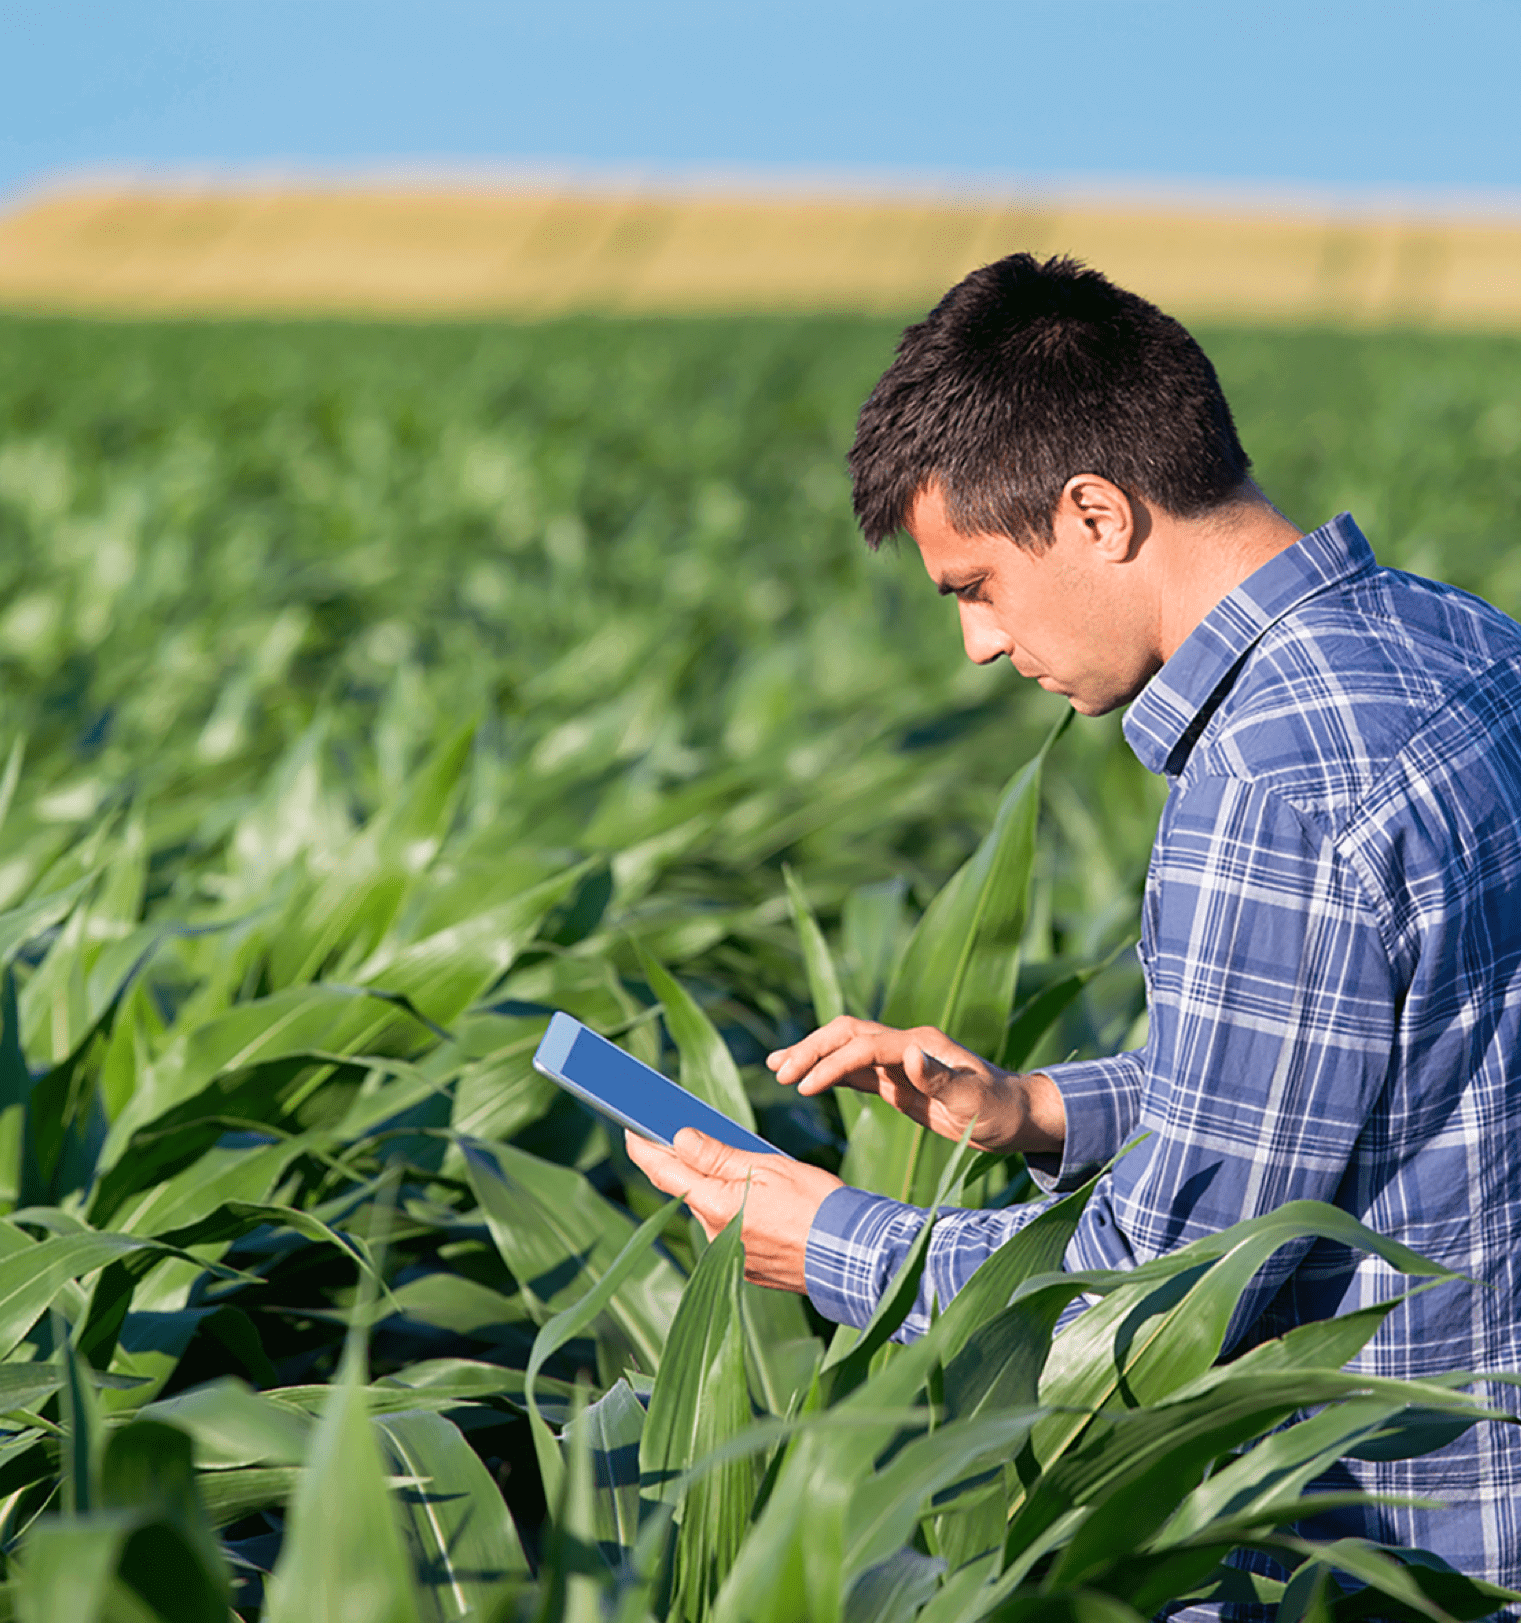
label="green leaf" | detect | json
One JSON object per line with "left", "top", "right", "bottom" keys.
{"left": 59, "top": 1312, "right": 103, "bottom": 1515}
{"left": 0, "top": 1227, "right": 250, "bottom": 1364}
{"left": 848, "top": 733, "right": 1058, "bottom": 1206}
{"left": 881, "top": 727, "right": 1058, "bottom": 1056}
{"left": 997, "top": 953, "right": 1117, "bottom": 1073}
{"left": 844, "top": 1549, "right": 945, "bottom": 1623}
{"left": 844, "top": 1410, "right": 1046, "bottom": 1580}
{"left": 1012, "top": 1369, "right": 1490, "bottom": 1586}
{"left": 14, "top": 1515, "right": 135, "bottom": 1623}
{"left": 151, "top": 1197, "right": 393, "bottom": 1309}
{"left": 1276, "top": 1536, "right": 1505, "bottom": 1623}
{"left": 522, "top": 1195, "right": 682, "bottom": 1504}
{"left": 1163, "top": 1291, "right": 1410, "bottom": 1401}
{"left": 641, "top": 1215, "right": 759, "bottom": 1621}
{"left": 982, "top": 1591, "right": 1148, "bottom": 1623}
{"left": 196, "top": 1466, "right": 301, "bottom": 1528}
{"left": 263, "top": 1331, "right": 423, "bottom": 1623}
{"left": 940, "top": 1287, "right": 1072, "bottom": 1420}
{"left": 1014, "top": 1199, "right": 1467, "bottom": 1517}
{"left": 921, "top": 1170, "right": 1099, "bottom": 1376}
{"left": 635, "top": 944, "right": 755, "bottom": 1130}
{"left": 782, "top": 866, "right": 845, "bottom": 1028}
{"left": 740, "top": 1280, "right": 822, "bottom": 1420}
{"left": 839, "top": 879, "right": 910, "bottom": 1022}
{"left": 708, "top": 1422, "right": 861, "bottom": 1623}
{"left": 357, "top": 862, "right": 594, "bottom": 1028}
{"left": 562, "top": 1378, "right": 646, "bottom": 1565}
{"left": 99, "top": 1418, "right": 232, "bottom": 1622}
{"left": 640, "top": 1213, "right": 750, "bottom": 1500}
{"left": 465, "top": 1139, "right": 685, "bottom": 1377}
{"left": 536, "top": 1382, "right": 615, "bottom": 1623}
{"left": 1040, "top": 1199, "right": 1462, "bottom": 1426}
{"left": 0, "top": 1362, "right": 138, "bottom": 1418}
{"left": 821, "top": 1118, "right": 985, "bottom": 1404}
{"left": 141, "top": 1379, "right": 312, "bottom": 1468}
{"left": 373, "top": 1408, "right": 530, "bottom": 1622}
{"left": 0, "top": 877, "right": 95, "bottom": 974}
{"left": 818, "top": 1209, "right": 939, "bottom": 1403}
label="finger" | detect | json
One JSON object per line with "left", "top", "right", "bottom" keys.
{"left": 624, "top": 1130, "right": 702, "bottom": 1198}
{"left": 670, "top": 1127, "right": 781, "bottom": 1181}
{"left": 878, "top": 1070, "right": 932, "bottom": 1129}
{"left": 684, "top": 1181, "right": 745, "bottom": 1240}
{"left": 625, "top": 1131, "right": 744, "bottom": 1232}
{"left": 903, "top": 1042, "right": 955, "bottom": 1091}
{"left": 791, "top": 1033, "right": 905, "bottom": 1097}
{"left": 766, "top": 1017, "right": 873, "bottom": 1082}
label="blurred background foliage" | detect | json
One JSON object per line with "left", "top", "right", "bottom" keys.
{"left": 2, "top": 312, "right": 1517, "bottom": 998}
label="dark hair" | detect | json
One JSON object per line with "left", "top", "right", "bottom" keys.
{"left": 848, "top": 253, "right": 1251, "bottom": 549}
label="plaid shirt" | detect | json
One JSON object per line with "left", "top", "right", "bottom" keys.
{"left": 806, "top": 514, "right": 1521, "bottom": 1590}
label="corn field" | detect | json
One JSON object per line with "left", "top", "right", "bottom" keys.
{"left": 0, "top": 311, "right": 1518, "bottom": 1621}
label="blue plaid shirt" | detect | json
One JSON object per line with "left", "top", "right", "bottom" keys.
{"left": 806, "top": 514, "right": 1521, "bottom": 1589}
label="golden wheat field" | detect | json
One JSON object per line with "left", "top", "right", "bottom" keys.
{"left": 1, "top": 183, "right": 1519, "bottom": 325}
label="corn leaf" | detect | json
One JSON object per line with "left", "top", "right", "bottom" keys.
{"left": 782, "top": 865, "right": 846, "bottom": 1028}
{"left": 263, "top": 1330, "right": 423, "bottom": 1623}
{"left": 374, "top": 1408, "right": 530, "bottom": 1622}
{"left": 522, "top": 1195, "right": 682, "bottom": 1504}
{"left": 849, "top": 737, "right": 1054, "bottom": 1206}
{"left": 13, "top": 1516, "right": 135, "bottom": 1623}
{"left": 464, "top": 1139, "right": 684, "bottom": 1375}
{"left": 641, "top": 1214, "right": 758, "bottom": 1621}
{"left": 562, "top": 1378, "right": 646, "bottom": 1566}
{"left": 98, "top": 1418, "right": 232, "bottom": 1621}
{"left": 635, "top": 944, "right": 754, "bottom": 1130}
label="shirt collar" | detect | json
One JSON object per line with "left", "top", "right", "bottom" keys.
{"left": 1123, "top": 512, "right": 1377, "bottom": 776}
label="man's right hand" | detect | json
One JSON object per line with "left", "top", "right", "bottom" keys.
{"left": 766, "top": 1016, "right": 1066, "bottom": 1157}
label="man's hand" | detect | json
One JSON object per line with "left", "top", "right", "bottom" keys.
{"left": 623, "top": 1129, "right": 843, "bottom": 1294}
{"left": 767, "top": 1017, "right": 1066, "bottom": 1156}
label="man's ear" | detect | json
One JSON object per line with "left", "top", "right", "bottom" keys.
{"left": 1056, "top": 474, "right": 1147, "bottom": 562}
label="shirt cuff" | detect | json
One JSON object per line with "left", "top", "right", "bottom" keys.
{"left": 804, "top": 1185, "right": 927, "bottom": 1332}
{"left": 804, "top": 1184, "right": 1067, "bottom": 1342}
{"left": 1024, "top": 1049, "right": 1146, "bottom": 1194}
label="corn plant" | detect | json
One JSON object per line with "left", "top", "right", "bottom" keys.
{"left": 0, "top": 722, "right": 1506, "bottom": 1621}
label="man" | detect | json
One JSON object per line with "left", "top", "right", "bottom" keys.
{"left": 626, "top": 253, "right": 1521, "bottom": 1588}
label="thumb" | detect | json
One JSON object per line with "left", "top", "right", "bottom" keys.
{"left": 671, "top": 1127, "right": 747, "bottom": 1179}
{"left": 903, "top": 1043, "right": 955, "bottom": 1093}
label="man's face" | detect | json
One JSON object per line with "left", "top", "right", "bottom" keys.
{"left": 904, "top": 483, "right": 1158, "bottom": 716}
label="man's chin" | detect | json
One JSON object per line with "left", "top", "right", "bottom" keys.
{"left": 1064, "top": 692, "right": 1125, "bottom": 718}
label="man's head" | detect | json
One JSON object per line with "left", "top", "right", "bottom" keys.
{"left": 848, "top": 253, "right": 1251, "bottom": 553}
{"left": 848, "top": 254, "right": 1298, "bottom": 716}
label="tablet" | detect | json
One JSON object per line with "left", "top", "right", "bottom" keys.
{"left": 532, "top": 1012, "right": 787, "bottom": 1158}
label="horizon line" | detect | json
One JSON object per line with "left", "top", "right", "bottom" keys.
{"left": 8, "top": 160, "right": 1521, "bottom": 225}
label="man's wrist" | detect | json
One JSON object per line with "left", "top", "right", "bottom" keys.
{"left": 1016, "top": 1070, "right": 1067, "bottom": 1154}
{"left": 983, "top": 1068, "right": 1066, "bottom": 1155}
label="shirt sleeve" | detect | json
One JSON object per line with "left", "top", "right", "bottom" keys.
{"left": 1026, "top": 1049, "right": 1147, "bottom": 1193}
{"left": 805, "top": 774, "right": 1399, "bottom": 1352}
{"left": 804, "top": 1183, "right": 1061, "bottom": 1342}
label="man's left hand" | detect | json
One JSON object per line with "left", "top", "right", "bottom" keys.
{"left": 623, "top": 1128, "right": 843, "bottom": 1294}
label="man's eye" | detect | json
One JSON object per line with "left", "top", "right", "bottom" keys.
{"left": 956, "top": 583, "right": 988, "bottom": 603}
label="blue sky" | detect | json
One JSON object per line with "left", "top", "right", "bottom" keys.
{"left": 3, "top": 0, "right": 1518, "bottom": 206}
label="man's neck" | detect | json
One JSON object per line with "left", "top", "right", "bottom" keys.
{"left": 1151, "top": 492, "right": 1304, "bottom": 664}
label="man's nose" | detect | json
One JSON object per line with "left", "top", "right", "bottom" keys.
{"left": 960, "top": 609, "right": 1012, "bottom": 666}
